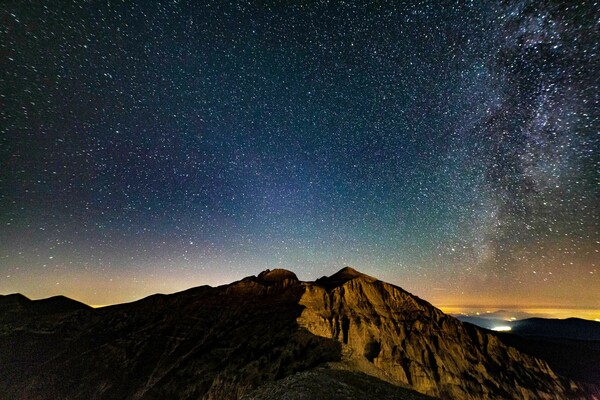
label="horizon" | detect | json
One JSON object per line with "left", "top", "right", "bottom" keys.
{"left": 4, "top": 266, "right": 600, "bottom": 322}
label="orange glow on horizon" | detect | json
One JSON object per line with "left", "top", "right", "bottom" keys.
{"left": 437, "top": 305, "right": 600, "bottom": 321}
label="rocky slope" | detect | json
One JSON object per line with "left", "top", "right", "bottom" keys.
{"left": 0, "top": 268, "right": 595, "bottom": 399}
{"left": 298, "top": 268, "right": 590, "bottom": 399}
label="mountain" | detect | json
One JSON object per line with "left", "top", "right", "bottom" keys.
{"left": 0, "top": 268, "right": 596, "bottom": 399}
{"left": 455, "top": 313, "right": 600, "bottom": 385}
{"left": 510, "top": 318, "right": 600, "bottom": 341}
{"left": 0, "top": 293, "right": 91, "bottom": 327}
{"left": 455, "top": 314, "right": 600, "bottom": 341}
{"left": 0, "top": 292, "right": 89, "bottom": 312}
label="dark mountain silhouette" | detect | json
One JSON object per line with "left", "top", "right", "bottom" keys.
{"left": 0, "top": 268, "right": 596, "bottom": 399}
{"left": 511, "top": 317, "right": 600, "bottom": 341}
{"left": 0, "top": 293, "right": 91, "bottom": 326}
{"left": 0, "top": 293, "right": 90, "bottom": 314}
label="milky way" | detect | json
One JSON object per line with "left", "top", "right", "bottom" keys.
{"left": 1, "top": 1, "right": 598, "bottom": 308}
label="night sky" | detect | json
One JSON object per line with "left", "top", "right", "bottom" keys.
{"left": 2, "top": 1, "right": 599, "bottom": 312}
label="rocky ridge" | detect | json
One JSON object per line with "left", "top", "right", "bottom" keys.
{"left": 0, "top": 267, "right": 595, "bottom": 399}
{"left": 297, "top": 267, "right": 584, "bottom": 399}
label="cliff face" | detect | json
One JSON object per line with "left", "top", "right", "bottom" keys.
{"left": 0, "top": 268, "right": 593, "bottom": 400}
{"left": 297, "top": 268, "right": 578, "bottom": 399}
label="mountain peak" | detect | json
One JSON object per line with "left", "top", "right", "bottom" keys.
{"left": 256, "top": 268, "right": 299, "bottom": 283}
{"left": 315, "top": 266, "right": 375, "bottom": 289}
{"left": 333, "top": 266, "right": 368, "bottom": 278}
{"left": 0, "top": 293, "right": 31, "bottom": 311}
{"left": 1, "top": 293, "right": 30, "bottom": 302}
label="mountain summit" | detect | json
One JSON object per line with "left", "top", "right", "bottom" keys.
{"left": 0, "top": 268, "right": 594, "bottom": 399}
{"left": 328, "top": 266, "right": 369, "bottom": 279}
{"left": 256, "top": 268, "right": 299, "bottom": 283}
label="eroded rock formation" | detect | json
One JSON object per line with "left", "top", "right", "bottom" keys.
{"left": 298, "top": 267, "right": 581, "bottom": 399}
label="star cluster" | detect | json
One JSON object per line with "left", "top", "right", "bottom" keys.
{"left": 1, "top": 1, "right": 598, "bottom": 309}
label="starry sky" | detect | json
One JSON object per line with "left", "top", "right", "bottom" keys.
{"left": 2, "top": 1, "right": 599, "bottom": 312}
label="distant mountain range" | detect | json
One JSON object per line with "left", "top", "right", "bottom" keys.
{"left": 511, "top": 318, "right": 600, "bottom": 341}
{"left": 1, "top": 268, "right": 598, "bottom": 399}
{"left": 455, "top": 314, "right": 600, "bottom": 341}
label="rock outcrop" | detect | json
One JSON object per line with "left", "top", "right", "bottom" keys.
{"left": 256, "top": 268, "right": 299, "bottom": 283}
{"left": 0, "top": 268, "right": 594, "bottom": 400}
{"left": 299, "top": 272, "right": 583, "bottom": 399}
